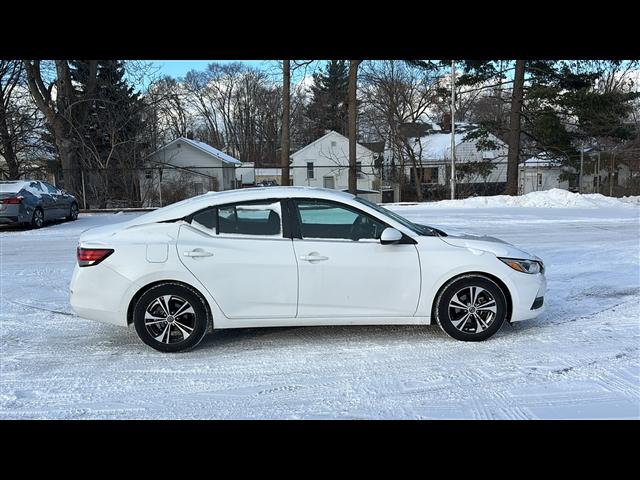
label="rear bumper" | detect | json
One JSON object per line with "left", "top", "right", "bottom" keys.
{"left": 70, "top": 263, "right": 135, "bottom": 327}
{"left": 0, "top": 215, "right": 19, "bottom": 224}
{"left": 0, "top": 204, "right": 21, "bottom": 223}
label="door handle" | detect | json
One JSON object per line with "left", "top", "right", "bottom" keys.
{"left": 299, "top": 253, "right": 328, "bottom": 262}
{"left": 183, "top": 249, "right": 214, "bottom": 258}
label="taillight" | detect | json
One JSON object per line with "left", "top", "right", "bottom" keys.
{"left": 1, "top": 196, "right": 23, "bottom": 204}
{"left": 77, "top": 247, "right": 114, "bottom": 267}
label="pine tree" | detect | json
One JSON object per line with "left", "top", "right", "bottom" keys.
{"left": 73, "top": 60, "right": 144, "bottom": 206}
{"left": 307, "top": 60, "right": 349, "bottom": 137}
{"left": 457, "top": 60, "right": 638, "bottom": 194}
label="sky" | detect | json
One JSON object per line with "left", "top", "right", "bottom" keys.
{"left": 134, "top": 60, "right": 320, "bottom": 91}
{"left": 148, "top": 60, "right": 270, "bottom": 78}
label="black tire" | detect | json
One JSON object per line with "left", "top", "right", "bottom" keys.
{"left": 31, "top": 208, "right": 44, "bottom": 229}
{"left": 66, "top": 202, "right": 79, "bottom": 221}
{"left": 434, "top": 274, "right": 507, "bottom": 341}
{"left": 133, "top": 282, "right": 210, "bottom": 352}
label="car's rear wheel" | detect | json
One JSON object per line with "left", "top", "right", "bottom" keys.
{"left": 67, "top": 202, "right": 78, "bottom": 221}
{"left": 434, "top": 275, "right": 507, "bottom": 341}
{"left": 133, "top": 283, "right": 210, "bottom": 352}
{"left": 31, "top": 208, "right": 44, "bottom": 229}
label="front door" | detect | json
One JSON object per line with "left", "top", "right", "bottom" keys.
{"left": 40, "top": 181, "right": 65, "bottom": 218}
{"left": 291, "top": 198, "right": 421, "bottom": 318}
{"left": 177, "top": 199, "right": 298, "bottom": 319}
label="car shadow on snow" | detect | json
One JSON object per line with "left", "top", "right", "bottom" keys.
{"left": 0, "top": 218, "right": 71, "bottom": 232}
{"left": 194, "top": 324, "right": 455, "bottom": 351}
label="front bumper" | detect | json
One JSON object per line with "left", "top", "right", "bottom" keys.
{"left": 509, "top": 271, "right": 547, "bottom": 322}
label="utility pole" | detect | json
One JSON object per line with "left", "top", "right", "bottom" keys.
{"left": 610, "top": 153, "right": 615, "bottom": 197}
{"left": 281, "top": 60, "right": 291, "bottom": 187}
{"left": 579, "top": 146, "right": 584, "bottom": 194}
{"left": 596, "top": 150, "right": 601, "bottom": 193}
{"left": 450, "top": 60, "right": 456, "bottom": 200}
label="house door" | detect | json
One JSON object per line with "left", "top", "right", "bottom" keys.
{"left": 323, "top": 176, "right": 335, "bottom": 189}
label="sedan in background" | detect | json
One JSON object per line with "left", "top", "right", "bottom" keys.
{"left": 0, "top": 180, "right": 79, "bottom": 228}
{"left": 70, "top": 187, "right": 546, "bottom": 352}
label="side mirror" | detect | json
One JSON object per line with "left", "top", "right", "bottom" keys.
{"left": 380, "top": 227, "right": 403, "bottom": 245}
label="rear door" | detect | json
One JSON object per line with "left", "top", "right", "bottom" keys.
{"left": 177, "top": 199, "right": 298, "bottom": 319}
{"left": 291, "top": 198, "right": 421, "bottom": 318}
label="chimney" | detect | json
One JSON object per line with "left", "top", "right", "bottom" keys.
{"left": 442, "top": 113, "right": 452, "bottom": 132}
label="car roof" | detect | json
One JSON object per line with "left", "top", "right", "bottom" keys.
{"left": 127, "top": 187, "right": 357, "bottom": 226}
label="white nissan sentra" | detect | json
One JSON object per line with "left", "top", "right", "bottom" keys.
{"left": 70, "top": 187, "right": 546, "bottom": 352}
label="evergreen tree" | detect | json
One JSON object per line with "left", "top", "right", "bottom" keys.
{"left": 457, "top": 60, "right": 639, "bottom": 193}
{"left": 72, "top": 60, "right": 145, "bottom": 206}
{"left": 307, "top": 60, "right": 349, "bottom": 137}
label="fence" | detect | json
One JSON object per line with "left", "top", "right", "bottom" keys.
{"left": 49, "top": 159, "right": 639, "bottom": 210}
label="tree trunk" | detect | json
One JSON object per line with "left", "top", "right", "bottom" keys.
{"left": 347, "top": 60, "right": 361, "bottom": 195}
{"left": 23, "top": 60, "right": 96, "bottom": 197}
{"left": 0, "top": 97, "right": 19, "bottom": 179}
{"left": 505, "top": 59, "right": 525, "bottom": 195}
{"left": 280, "top": 60, "right": 290, "bottom": 187}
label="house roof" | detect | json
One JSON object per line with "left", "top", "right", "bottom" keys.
{"left": 520, "top": 155, "right": 563, "bottom": 168}
{"left": 291, "top": 130, "right": 375, "bottom": 158}
{"left": 148, "top": 137, "right": 242, "bottom": 166}
{"left": 404, "top": 125, "right": 506, "bottom": 161}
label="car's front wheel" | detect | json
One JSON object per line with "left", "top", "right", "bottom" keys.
{"left": 133, "top": 283, "right": 210, "bottom": 352}
{"left": 434, "top": 275, "right": 507, "bottom": 341}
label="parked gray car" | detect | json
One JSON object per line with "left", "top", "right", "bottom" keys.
{"left": 0, "top": 180, "right": 79, "bottom": 228}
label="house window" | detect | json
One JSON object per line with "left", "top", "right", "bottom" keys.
{"left": 307, "top": 162, "right": 314, "bottom": 179}
{"left": 331, "top": 141, "right": 337, "bottom": 147}
{"left": 194, "top": 182, "right": 204, "bottom": 195}
{"left": 145, "top": 170, "right": 152, "bottom": 179}
{"left": 537, "top": 173, "right": 543, "bottom": 186}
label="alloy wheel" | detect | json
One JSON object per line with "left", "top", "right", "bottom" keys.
{"left": 448, "top": 286, "right": 497, "bottom": 334}
{"left": 144, "top": 295, "right": 196, "bottom": 344}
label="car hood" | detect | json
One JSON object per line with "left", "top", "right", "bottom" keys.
{"left": 424, "top": 224, "right": 540, "bottom": 261}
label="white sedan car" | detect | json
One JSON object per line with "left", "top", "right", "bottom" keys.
{"left": 70, "top": 187, "right": 546, "bottom": 352}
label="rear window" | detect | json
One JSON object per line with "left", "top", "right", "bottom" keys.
{"left": 0, "top": 182, "right": 26, "bottom": 194}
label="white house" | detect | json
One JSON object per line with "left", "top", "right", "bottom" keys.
{"left": 290, "top": 130, "right": 381, "bottom": 202}
{"left": 519, "top": 153, "right": 631, "bottom": 195}
{"left": 399, "top": 123, "right": 508, "bottom": 187}
{"left": 518, "top": 155, "right": 571, "bottom": 194}
{"left": 142, "top": 137, "right": 241, "bottom": 206}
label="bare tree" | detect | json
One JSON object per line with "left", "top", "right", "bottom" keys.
{"left": 360, "top": 61, "right": 440, "bottom": 201}
{"left": 23, "top": 60, "right": 98, "bottom": 195}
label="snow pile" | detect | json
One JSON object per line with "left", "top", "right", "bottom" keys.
{"left": 388, "top": 189, "right": 640, "bottom": 209}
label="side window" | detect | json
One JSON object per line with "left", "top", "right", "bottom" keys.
{"left": 191, "top": 207, "right": 216, "bottom": 232}
{"left": 218, "top": 201, "right": 282, "bottom": 237}
{"left": 41, "top": 182, "right": 58, "bottom": 194}
{"left": 295, "top": 200, "right": 387, "bottom": 241}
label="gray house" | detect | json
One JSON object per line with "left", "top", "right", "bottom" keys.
{"left": 141, "top": 137, "right": 241, "bottom": 206}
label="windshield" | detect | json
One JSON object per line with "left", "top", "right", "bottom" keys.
{"left": 355, "top": 197, "right": 444, "bottom": 236}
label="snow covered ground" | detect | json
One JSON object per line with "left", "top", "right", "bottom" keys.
{"left": 1, "top": 192, "right": 639, "bottom": 419}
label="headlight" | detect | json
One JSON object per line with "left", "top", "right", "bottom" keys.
{"left": 499, "top": 257, "right": 543, "bottom": 274}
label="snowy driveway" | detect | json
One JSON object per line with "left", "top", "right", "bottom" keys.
{"left": 1, "top": 203, "right": 639, "bottom": 419}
